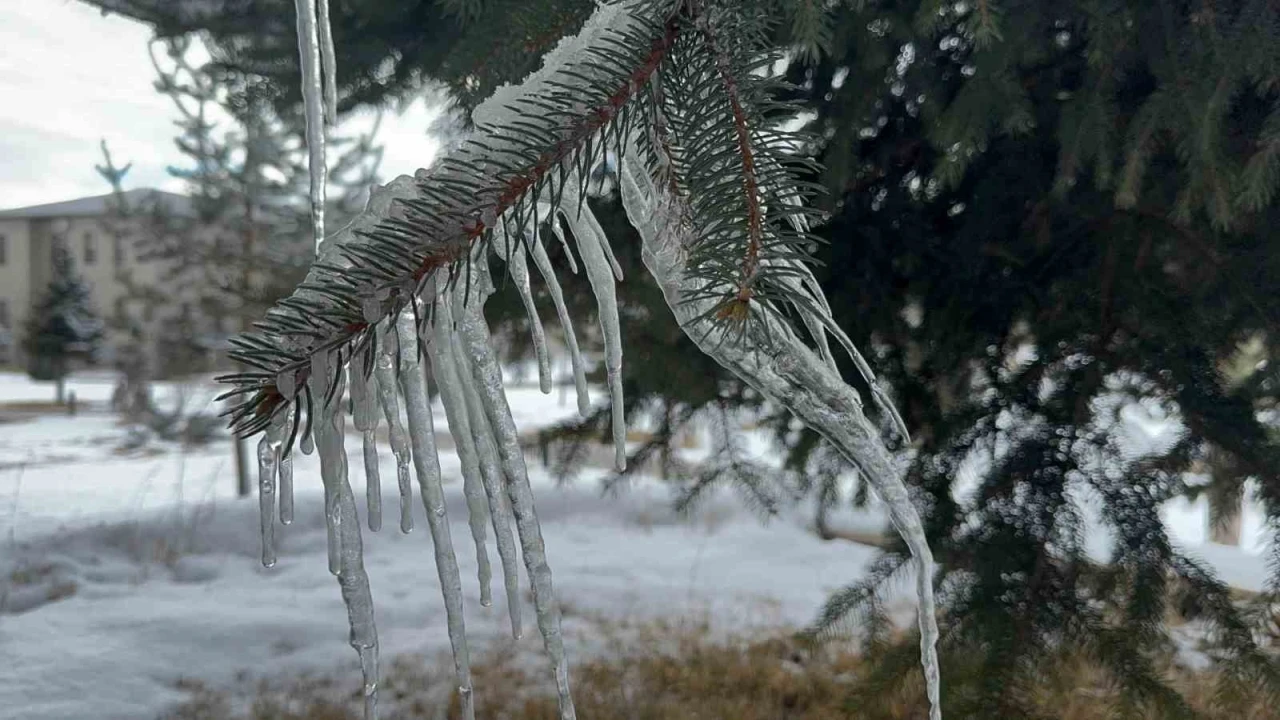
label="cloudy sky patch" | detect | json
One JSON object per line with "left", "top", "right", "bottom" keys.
{"left": 0, "top": 0, "right": 440, "bottom": 211}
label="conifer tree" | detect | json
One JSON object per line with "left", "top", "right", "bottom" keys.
{"left": 24, "top": 236, "right": 104, "bottom": 404}
{"left": 87, "top": 0, "right": 1280, "bottom": 716}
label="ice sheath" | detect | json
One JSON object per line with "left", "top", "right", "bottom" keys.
{"left": 619, "top": 154, "right": 941, "bottom": 720}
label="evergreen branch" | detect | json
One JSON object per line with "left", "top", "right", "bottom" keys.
{"left": 691, "top": 9, "right": 765, "bottom": 309}
{"left": 218, "top": 0, "right": 681, "bottom": 437}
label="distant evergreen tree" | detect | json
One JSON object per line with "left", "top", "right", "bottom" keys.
{"left": 24, "top": 236, "right": 104, "bottom": 404}
{"left": 98, "top": 34, "right": 382, "bottom": 491}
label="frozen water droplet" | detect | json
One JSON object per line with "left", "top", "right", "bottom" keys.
{"left": 277, "top": 370, "right": 297, "bottom": 400}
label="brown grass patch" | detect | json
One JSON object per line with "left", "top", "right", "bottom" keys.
{"left": 160, "top": 618, "right": 1273, "bottom": 720}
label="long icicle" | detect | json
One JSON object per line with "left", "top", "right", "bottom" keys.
{"left": 526, "top": 225, "right": 590, "bottom": 416}
{"left": 293, "top": 0, "right": 326, "bottom": 251}
{"left": 497, "top": 227, "right": 553, "bottom": 393}
{"left": 277, "top": 408, "right": 295, "bottom": 524}
{"left": 316, "top": 0, "right": 338, "bottom": 126}
{"left": 424, "top": 293, "right": 496, "bottom": 608}
{"left": 373, "top": 321, "right": 414, "bottom": 533}
{"left": 350, "top": 347, "right": 383, "bottom": 531}
{"left": 447, "top": 305, "right": 524, "bottom": 640}
{"left": 394, "top": 308, "right": 475, "bottom": 720}
{"left": 309, "top": 357, "right": 381, "bottom": 720}
{"left": 453, "top": 259, "right": 576, "bottom": 720}
{"left": 558, "top": 187, "right": 625, "bottom": 471}
{"left": 256, "top": 418, "right": 280, "bottom": 568}
{"left": 619, "top": 152, "right": 940, "bottom": 720}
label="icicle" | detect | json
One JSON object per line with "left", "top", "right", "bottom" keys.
{"left": 316, "top": 0, "right": 338, "bottom": 126}
{"left": 495, "top": 228, "right": 552, "bottom": 393}
{"left": 443, "top": 294, "right": 523, "bottom": 639}
{"left": 526, "top": 226, "right": 590, "bottom": 416}
{"left": 558, "top": 194, "right": 626, "bottom": 471}
{"left": 278, "top": 410, "right": 295, "bottom": 525}
{"left": 394, "top": 308, "right": 476, "bottom": 720}
{"left": 373, "top": 321, "right": 414, "bottom": 533}
{"left": 547, "top": 212, "right": 580, "bottom": 275}
{"left": 424, "top": 293, "right": 495, "bottom": 608}
{"left": 309, "top": 357, "right": 381, "bottom": 720}
{"left": 597, "top": 224, "right": 624, "bottom": 282}
{"left": 453, "top": 271, "right": 576, "bottom": 720}
{"left": 293, "top": 0, "right": 327, "bottom": 251}
{"left": 312, "top": 350, "right": 342, "bottom": 575}
{"left": 350, "top": 348, "right": 383, "bottom": 531}
{"left": 256, "top": 430, "right": 278, "bottom": 569}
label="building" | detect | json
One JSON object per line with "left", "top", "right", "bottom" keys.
{"left": 0, "top": 189, "right": 208, "bottom": 370}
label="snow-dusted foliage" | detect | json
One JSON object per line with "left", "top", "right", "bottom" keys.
{"left": 224, "top": 1, "right": 943, "bottom": 719}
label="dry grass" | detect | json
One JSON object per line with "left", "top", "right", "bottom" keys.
{"left": 159, "top": 615, "right": 1275, "bottom": 720}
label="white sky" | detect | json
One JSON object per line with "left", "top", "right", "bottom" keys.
{"left": 0, "top": 0, "right": 441, "bottom": 211}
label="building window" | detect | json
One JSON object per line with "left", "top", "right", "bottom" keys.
{"left": 0, "top": 234, "right": 6, "bottom": 265}
{"left": 0, "top": 299, "right": 8, "bottom": 326}
{"left": 114, "top": 237, "right": 125, "bottom": 268}
{"left": 83, "top": 232, "right": 97, "bottom": 265}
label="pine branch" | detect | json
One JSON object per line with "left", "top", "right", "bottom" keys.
{"left": 219, "top": 0, "right": 679, "bottom": 437}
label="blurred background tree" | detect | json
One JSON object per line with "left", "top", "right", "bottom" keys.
{"left": 82, "top": 0, "right": 1280, "bottom": 713}
{"left": 23, "top": 231, "right": 104, "bottom": 406}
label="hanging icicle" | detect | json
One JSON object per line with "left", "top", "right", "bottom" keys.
{"left": 293, "top": 0, "right": 327, "bottom": 251}
{"left": 373, "top": 321, "right": 414, "bottom": 533}
{"left": 307, "top": 353, "right": 381, "bottom": 720}
{"left": 277, "top": 410, "right": 295, "bottom": 525}
{"left": 446, "top": 300, "right": 524, "bottom": 640}
{"left": 558, "top": 183, "right": 625, "bottom": 471}
{"left": 394, "top": 308, "right": 476, "bottom": 720}
{"left": 316, "top": 0, "right": 338, "bottom": 126}
{"left": 350, "top": 348, "right": 383, "bottom": 532}
{"left": 525, "top": 222, "right": 591, "bottom": 416}
{"left": 452, "top": 257, "right": 576, "bottom": 720}
{"left": 547, "top": 213, "right": 580, "bottom": 275}
{"left": 256, "top": 429, "right": 278, "bottom": 569}
{"left": 424, "top": 292, "right": 496, "bottom": 608}
{"left": 495, "top": 227, "right": 552, "bottom": 393}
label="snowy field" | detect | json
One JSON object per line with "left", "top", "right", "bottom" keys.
{"left": 0, "top": 370, "right": 1271, "bottom": 720}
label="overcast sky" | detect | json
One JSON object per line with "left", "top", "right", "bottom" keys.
{"left": 0, "top": 0, "right": 441, "bottom": 211}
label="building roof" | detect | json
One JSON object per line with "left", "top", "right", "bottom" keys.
{"left": 0, "top": 189, "right": 192, "bottom": 219}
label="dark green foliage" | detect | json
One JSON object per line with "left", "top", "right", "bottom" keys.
{"left": 24, "top": 238, "right": 104, "bottom": 395}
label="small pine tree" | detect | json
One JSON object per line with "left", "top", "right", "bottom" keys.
{"left": 24, "top": 237, "right": 104, "bottom": 404}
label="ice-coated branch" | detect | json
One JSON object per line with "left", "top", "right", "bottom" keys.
{"left": 620, "top": 154, "right": 942, "bottom": 720}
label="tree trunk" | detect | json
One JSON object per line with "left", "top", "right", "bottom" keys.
{"left": 55, "top": 376, "right": 65, "bottom": 405}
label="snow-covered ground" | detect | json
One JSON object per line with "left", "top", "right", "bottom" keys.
{"left": 0, "top": 371, "right": 900, "bottom": 720}
{"left": 0, "top": 370, "right": 1271, "bottom": 720}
